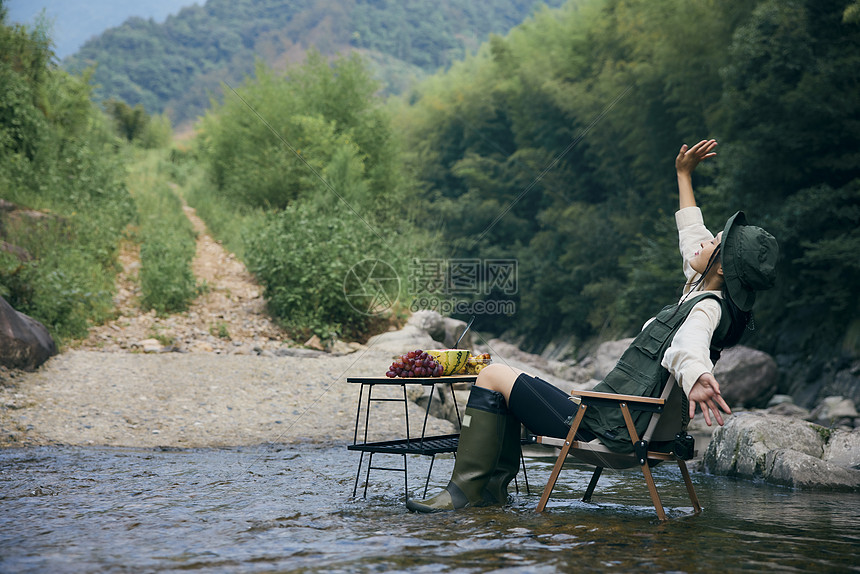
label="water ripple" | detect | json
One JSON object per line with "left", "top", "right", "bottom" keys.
{"left": 0, "top": 445, "right": 858, "bottom": 573}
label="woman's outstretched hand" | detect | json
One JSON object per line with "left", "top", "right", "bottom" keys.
{"left": 675, "top": 139, "right": 718, "bottom": 176}
{"left": 688, "top": 372, "right": 732, "bottom": 426}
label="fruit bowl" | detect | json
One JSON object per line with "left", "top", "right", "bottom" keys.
{"left": 465, "top": 353, "right": 492, "bottom": 374}
{"left": 426, "top": 349, "right": 471, "bottom": 376}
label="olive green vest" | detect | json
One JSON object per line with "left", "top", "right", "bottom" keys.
{"left": 582, "top": 293, "right": 731, "bottom": 453}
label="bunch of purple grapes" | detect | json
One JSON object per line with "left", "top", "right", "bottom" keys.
{"left": 386, "top": 349, "right": 443, "bottom": 378}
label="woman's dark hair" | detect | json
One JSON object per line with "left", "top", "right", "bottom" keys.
{"left": 720, "top": 288, "right": 752, "bottom": 348}
{"left": 680, "top": 243, "right": 752, "bottom": 348}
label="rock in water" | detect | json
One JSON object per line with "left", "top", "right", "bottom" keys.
{"left": 704, "top": 412, "right": 860, "bottom": 490}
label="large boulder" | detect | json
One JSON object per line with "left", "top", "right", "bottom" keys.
{"left": 441, "top": 316, "right": 475, "bottom": 349}
{"left": 398, "top": 309, "right": 474, "bottom": 350}
{"left": 808, "top": 396, "right": 858, "bottom": 429}
{"left": 405, "top": 310, "right": 475, "bottom": 349}
{"left": 539, "top": 333, "right": 579, "bottom": 363}
{"left": 824, "top": 428, "right": 860, "bottom": 469}
{"left": 765, "top": 449, "right": 860, "bottom": 490}
{"left": 0, "top": 296, "right": 57, "bottom": 370}
{"left": 704, "top": 412, "right": 860, "bottom": 490}
{"left": 405, "top": 311, "right": 445, "bottom": 343}
{"left": 713, "top": 346, "right": 779, "bottom": 408}
{"left": 367, "top": 311, "right": 477, "bottom": 354}
{"left": 819, "top": 360, "right": 860, "bottom": 409}
{"left": 586, "top": 338, "right": 634, "bottom": 381}
{"left": 365, "top": 325, "right": 441, "bottom": 354}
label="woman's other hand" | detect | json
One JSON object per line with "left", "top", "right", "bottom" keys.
{"left": 688, "top": 372, "right": 732, "bottom": 426}
{"left": 675, "top": 139, "right": 718, "bottom": 176}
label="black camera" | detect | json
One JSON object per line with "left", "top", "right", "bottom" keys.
{"left": 673, "top": 432, "right": 695, "bottom": 460}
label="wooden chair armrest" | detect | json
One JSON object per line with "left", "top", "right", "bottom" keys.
{"left": 570, "top": 389, "right": 665, "bottom": 407}
{"left": 571, "top": 389, "right": 665, "bottom": 405}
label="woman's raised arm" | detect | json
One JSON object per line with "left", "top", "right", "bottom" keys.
{"left": 675, "top": 139, "right": 718, "bottom": 210}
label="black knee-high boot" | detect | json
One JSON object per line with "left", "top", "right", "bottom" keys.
{"left": 406, "top": 386, "right": 511, "bottom": 512}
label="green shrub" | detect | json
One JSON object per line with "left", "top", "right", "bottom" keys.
{"left": 157, "top": 146, "right": 195, "bottom": 185}
{"left": 194, "top": 51, "right": 438, "bottom": 342}
{"left": 0, "top": 14, "right": 134, "bottom": 342}
{"left": 199, "top": 51, "right": 398, "bottom": 211}
{"left": 133, "top": 163, "right": 198, "bottom": 314}
{"left": 243, "top": 202, "right": 407, "bottom": 341}
{"left": 104, "top": 99, "right": 173, "bottom": 149}
{"left": 138, "top": 113, "right": 173, "bottom": 149}
{"left": 139, "top": 235, "right": 197, "bottom": 314}
{"left": 19, "top": 249, "right": 116, "bottom": 337}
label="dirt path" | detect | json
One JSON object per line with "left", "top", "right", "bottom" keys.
{"left": 70, "top": 204, "right": 294, "bottom": 355}
{"left": 1, "top": 205, "right": 454, "bottom": 447}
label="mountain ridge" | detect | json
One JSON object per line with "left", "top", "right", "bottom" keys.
{"left": 63, "top": 0, "right": 566, "bottom": 128}
{"left": 6, "top": 0, "right": 196, "bottom": 59}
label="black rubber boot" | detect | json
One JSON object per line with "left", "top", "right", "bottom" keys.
{"left": 482, "top": 410, "right": 522, "bottom": 504}
{"left": 406, "top": 386, "right": 509, "bottom": 513}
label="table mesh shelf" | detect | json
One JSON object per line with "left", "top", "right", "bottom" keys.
{"left": 347, "top": 434, "right": 460, "bottom": 456}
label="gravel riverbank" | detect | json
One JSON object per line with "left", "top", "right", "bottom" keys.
{"left": 0, "top": 350, "right": 455, "bottom": 448}
{"left": 0, "top": 204, "right": 457, "bottom": 449}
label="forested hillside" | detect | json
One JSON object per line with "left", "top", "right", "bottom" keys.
{"left": 64, "top": 0, "right": 565, "bottom": 127}
{"left": 392, "top": 0, "right": 860, "bottom": 397}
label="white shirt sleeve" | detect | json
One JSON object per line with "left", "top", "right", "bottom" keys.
{"left": 675, "top": 206, "right": 715, "bottom": 295}
{"left": 661, "top": 298, "right": 722, "bottom": 397}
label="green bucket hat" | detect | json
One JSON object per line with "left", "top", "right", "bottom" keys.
{"left": 721, "top": 211, "right": 779, "bottom": 311}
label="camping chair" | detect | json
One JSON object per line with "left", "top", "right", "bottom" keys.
{"left": 534, "top": 376, "right": 701, "bottom": 521}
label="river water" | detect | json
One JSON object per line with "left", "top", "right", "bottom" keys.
{"left": 1, "top": 444, "right": 857, "bottom": 573}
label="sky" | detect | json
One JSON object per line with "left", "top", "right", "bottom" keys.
{"left": 6, "top": 0, "right": 200, "bottom": 59}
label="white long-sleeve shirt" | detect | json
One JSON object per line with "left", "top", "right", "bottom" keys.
{"left": 659, "top": 207, "right": 723, "bottom": 398}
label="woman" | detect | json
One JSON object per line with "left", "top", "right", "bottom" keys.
{"left": 408, "top": 139, "right": 779, "bottom": 512}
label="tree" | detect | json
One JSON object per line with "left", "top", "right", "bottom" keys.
{"left": 716, "top": 0, "right": 860, "bottom": 351}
